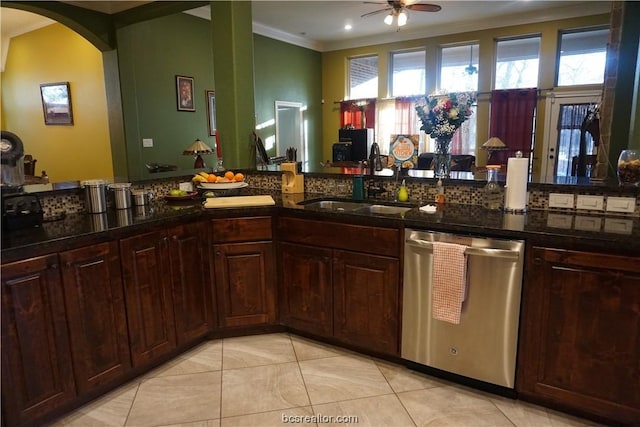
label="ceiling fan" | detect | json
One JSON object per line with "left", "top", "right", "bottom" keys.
{"left": 362, "top": 0, "right": 441, "bottom": 27}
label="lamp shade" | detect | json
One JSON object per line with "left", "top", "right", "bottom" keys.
{"left": 481, "top": 137, "right": 507, "bottom": 150}
{"left": 183, "top": 139, "right": 213, "bottom": 155}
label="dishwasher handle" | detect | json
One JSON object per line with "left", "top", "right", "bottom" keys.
{"left": 405, "top": 238, "right": 520, "bottom": 261}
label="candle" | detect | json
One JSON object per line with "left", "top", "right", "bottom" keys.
{"left": 215, "top": 132, "right": 222, "bottom": 158}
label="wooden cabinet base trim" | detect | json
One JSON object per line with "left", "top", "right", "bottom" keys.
{"left": 518, "top": 391, "right": 634, "bottom": 427}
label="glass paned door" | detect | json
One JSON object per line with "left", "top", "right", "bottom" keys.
{"left": 541, "top": 92, "right": 600, "bottom": 179}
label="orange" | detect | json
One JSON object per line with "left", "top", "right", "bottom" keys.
{"left": 224, "top": 171, "right": 235, "bottom": 181}
{"left": 207, "top": 174, "right": 216, "bottom": 182}
{"left": 215, "top": 175, "right": 225, "bottom": 182}
{"left": 234, "top": 173, "right": 244, "bottom": 182}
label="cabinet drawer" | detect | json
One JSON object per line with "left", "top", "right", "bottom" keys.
{"left": 211, "top": 217, "right": 272, "bottom": 243}
{"left": 277, "top": 217, "right": 400, "bottom": 257}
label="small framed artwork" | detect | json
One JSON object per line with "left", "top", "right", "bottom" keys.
{"left": 40, "top": 82, "right": 73, "bottom": 125}
{"left": 206, "top": 90, "right": 216, "bottom": 136}
{"left": 176, "top": 75, "right": 195, "bottom": 111}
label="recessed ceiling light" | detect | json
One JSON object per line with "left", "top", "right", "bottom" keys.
{"left": 345, "top": 24, "right": 352, "bottom": 30}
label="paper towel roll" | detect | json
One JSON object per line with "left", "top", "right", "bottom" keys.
{"left": 504, "top": 157, "right": 529, "bottom": 212}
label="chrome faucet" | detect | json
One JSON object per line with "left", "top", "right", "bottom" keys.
{"left": 368, "top": 142, "right": 383, "bottom": 175}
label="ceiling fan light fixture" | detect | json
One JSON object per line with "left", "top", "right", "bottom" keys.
{"left": 397, "top": 10, "right": 408, "bottom": 26}
{"left": 465, "top": 45, "right": 478, "bottom": 75}
{"left": 384, "top": 13, "right": 394, "bottom": 25}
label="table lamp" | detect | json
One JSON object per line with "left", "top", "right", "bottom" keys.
{"left": 481, "top": 137, "right": 508, "bottom": 164}
{"left": 183, "top": 139, "right": 213, "bottom": 168}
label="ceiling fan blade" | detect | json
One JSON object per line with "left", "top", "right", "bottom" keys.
{"left": 406, "top": 3, "right": 442, "bottom": 12}
{"left": 361, "top": 7, "right": 392, "bottom": 18}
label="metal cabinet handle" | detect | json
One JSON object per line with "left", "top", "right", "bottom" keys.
{"left": 405, "top": 239, "right": 520, "bottom": 261}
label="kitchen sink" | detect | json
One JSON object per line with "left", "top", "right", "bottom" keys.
{"left": 298, "top": 199, "right": 415, "bottom": 215}
{"left": 357, "top": 204, "right": 413, "bottom": 215}
{"left": 299, "top": 200, "right": 370, "bottom": 211}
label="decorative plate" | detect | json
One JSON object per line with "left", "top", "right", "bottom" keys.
{"left": 163, "top": 191, "right": 198, "bottom": 201}
{"left": 198, "top": 182, "right": 248, "bottom": 190}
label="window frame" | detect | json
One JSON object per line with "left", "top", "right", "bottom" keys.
{"left": 494, "top": 34, "right": 542, "bottom": 90}
{"left": 554, "top": 26, "right": 609, "bottom": 87}
{"left": 438, "top": 42, "right": 480, "bottom": 93}
{"left": 389, "top": 48, "right": 427, "bottom": 98}
{"left": 347, "top": 54, "right": 379, "bottom": 100}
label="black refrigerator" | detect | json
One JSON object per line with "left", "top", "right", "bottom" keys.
{"left": 338, "top": 129, "right": 374, "bottom": 162}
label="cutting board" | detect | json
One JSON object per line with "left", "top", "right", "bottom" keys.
{"left": 203, "top": 195, "right": 275, "bottom": 209}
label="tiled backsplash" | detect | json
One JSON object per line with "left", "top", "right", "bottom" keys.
{"left": 35, "top": 172, "right": 639, "bottom": 218}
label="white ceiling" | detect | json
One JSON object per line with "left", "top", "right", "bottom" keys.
{"left": 1, "top": 1, "right": 611, "bottom": 53}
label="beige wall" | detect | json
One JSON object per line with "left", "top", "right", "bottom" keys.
{"left": 1, "top": 23, "right": 113, "bottom": 182}
{"left": 321, "top": 14, "right": 609, "bottom": 174}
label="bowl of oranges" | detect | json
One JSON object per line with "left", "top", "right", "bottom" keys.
{"left": 193, "top": 171, "right": 247, "bottom": 196}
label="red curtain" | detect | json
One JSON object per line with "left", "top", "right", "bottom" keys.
{"left": 489, "top": 88, "right": 537, "bottom": 165}
{"left": 340, "top": 99, "right": 376, "bottom": 129}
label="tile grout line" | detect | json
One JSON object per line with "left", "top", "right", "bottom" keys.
{"left": 373, "top": 359, "right": 419, "bottom": 427}
{"left": 122, "top": 381, "right": 142, "bottom": 427}
{"left": 218, "top": 336, "right": 226, "bottom": 422}
{"left": 288, "top": 333, "right": 317, "bottom": 422}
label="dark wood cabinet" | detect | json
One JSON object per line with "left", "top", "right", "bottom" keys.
{"left": 277, "top": 217, "right": 401, "bottom": 355}
{"left": 59, "top": 242, "right": 131, "bottom": 393}
{"left": 517, "top": 247, "right": 640, "bottom": 425}
{"left": 279, "top": 242, "right": 333, "bottom": 337}
{"left": 1, "top": 255, "right": 76, "bottom": 427}
{"left": 212, "top": 217, "right": 276, "bottom": 328}
{"left": 120, "top": 230, "right": 177, "bottom": 368}
{"left": 333, "top": 250, "right": 400, "bottom": 355}
{"left": 167, "top": 222, "right": 215, "bottom": 344}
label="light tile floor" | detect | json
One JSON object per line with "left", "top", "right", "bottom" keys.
{"left": 50, "top": 333, "right": 604, "bottom": 427}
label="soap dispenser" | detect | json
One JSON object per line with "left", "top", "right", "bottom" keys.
{"left": 397, "top": 179, "right": 408, "bottom": 202}
{"left": 435, "top": 178, "right": 446, "bottom": 204}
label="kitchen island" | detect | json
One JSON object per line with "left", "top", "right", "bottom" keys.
{"left": 2, "top": 189, "right": 639, "bottom": 426}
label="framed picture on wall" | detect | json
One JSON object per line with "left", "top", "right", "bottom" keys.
{"left": 176, "top": 75, "right": 195, "bottom": 111}
{"left": 40, "top": 82, "right": 73, "bottom": 125}
{"left": 206, "top": 90, "right": 216, "bottom": 135}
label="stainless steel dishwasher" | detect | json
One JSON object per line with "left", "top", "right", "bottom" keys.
{"left": 402, "top": 229, "right": 524, "bottom": 389}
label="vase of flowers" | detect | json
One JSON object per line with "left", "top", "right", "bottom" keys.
{"left": 415, "top": 91, "right": 477, "bottom": 178}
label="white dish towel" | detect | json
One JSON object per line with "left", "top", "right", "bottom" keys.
{"left": 431, "top": 241, "right": 468, "bottom": 324}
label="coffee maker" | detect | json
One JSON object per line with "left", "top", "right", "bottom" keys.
{"left": 1, "top": 130, "right": 25, "bottom": 192}
{"left": 1, "top": 131, "right": 43, "bottom": 229}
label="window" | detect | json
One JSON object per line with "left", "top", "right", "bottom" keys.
{"left": 495, "top": 36, "right": 541, "bottom": 89}
{"left": 391, "top": 49, "right": 426, "bottom": 97}
{"left": 434, "top": 44, "right": 479, "bottom": 155}
{"left": 555, "top": 103, "right": 597, "bottom": 177}
{"left": 439, "top": 44, "right": 479, "bottom": 92}
{"left": 557, "top": 28, "right": 609, "bottom": 86}
{"left": 349, "top": 55, "right": 378, "bottom": 99}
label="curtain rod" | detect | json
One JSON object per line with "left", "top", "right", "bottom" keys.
{"left": 334, "top": 88, "right": 556, "bottom": 104}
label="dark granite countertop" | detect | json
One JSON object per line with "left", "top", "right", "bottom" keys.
{"left": 2, "top": 188, "right": 639, "bottom": 262}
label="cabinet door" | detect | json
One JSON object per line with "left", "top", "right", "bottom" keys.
{"left": 518, "top": 247, "right": 640, "bottom": 424}
{"left": 279, "top": 242, "right": 333, "bottom": 337}
{"left": 120, "top": 231, "right": 177, "bottom": 367}
{"left": 1, "top": 255, "right": 76, "bottom": 427}
{"left": 59, "top": 242, "right": 131, "bottom": 394}
{"left": 168, "top": 222, "right": 215, "bottom": 344}
{"left": 214, "top": 241, "right": 276, "bottom": 327}
{"left": 333, "top": 250, "right": 400, "bottom": 355}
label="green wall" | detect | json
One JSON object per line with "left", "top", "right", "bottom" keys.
{"left": 116, "top": 12, "right": 323, "bottom": 179}
{"left": 117, "top": 12, "right": 215, "bottom": 181}
{"left": 253, "top": 34, "right": 323, "bottom": 167}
